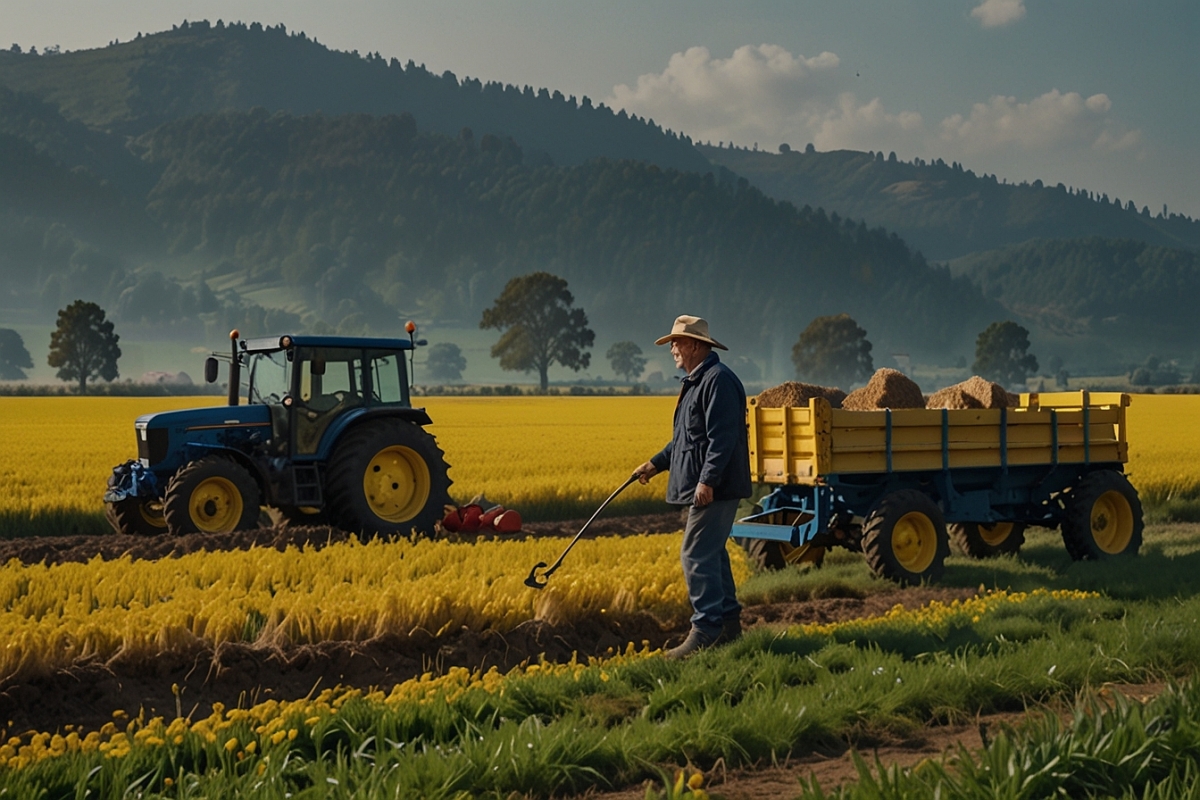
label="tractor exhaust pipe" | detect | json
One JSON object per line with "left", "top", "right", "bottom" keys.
{"left": 227, "top": 329, "right": 240, "bottom": 406}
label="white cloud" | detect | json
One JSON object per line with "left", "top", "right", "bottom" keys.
{"left": 939, "top": 90, "right": 1140, "bottom": 154}
{"left": 970, "top": 0, "right": 1026, "bottom": 28}
{"left": 607, "top": 44, "right": 922, "bottom": 153}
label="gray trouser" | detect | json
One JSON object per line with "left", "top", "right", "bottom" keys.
{"left": 680, "top": 498, "right": 742, "bottom": 638}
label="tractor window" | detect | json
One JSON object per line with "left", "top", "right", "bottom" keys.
{"left": 367, "top": 351, "right": 406, "bottom": 405}
{"left": 294, "top": 348, "right": 365, "bottom": 455}
{"left": 248, "top": 352, "right": 290, "bottom": 405}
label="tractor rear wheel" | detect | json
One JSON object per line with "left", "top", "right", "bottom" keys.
{"left": 949, "top": 521, "right": 1026, "bottom": 558}
{"left": 105, "top": 496, "right": 168, "bottom": 536}
{"left": 325, "top": 419, "right": 452, "bottom": 538}
{"left": 862, "top": 490, "right": 950, "bottom": 585}
{"left": 1061, "top": 470, "right": 1143, "bottom": 560}
{"left": 737, "top": 537, "right": 826, "bottom": 570}
{"left": 164, "top": 456, "right": 262, "bottom": 535}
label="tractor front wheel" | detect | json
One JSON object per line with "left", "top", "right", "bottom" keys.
{"left": 1061, "top": 470, "right": 1143, "bottom": 560}
{"left": 949, "top": 521, "right": 1026, "bottom": 558}
{"left": 105, "top": 496, "right": 168, "bottom": 536}
{"left": 325, "top": 419, "right": 453, "bottom": 538}
{"left": 862, "top": 490, "right": 950, "bottom": 585}
{"left": 164, "top": 456, "right": 262, "bottom": 535}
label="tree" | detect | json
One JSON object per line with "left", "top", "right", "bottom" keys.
{"left": 47, "top": 300, "right": 121, "bottom": 394}
{"left": 0, "top": 329, "right": 33, "bottom": 380}
{"left": 480, "top": 272, "right": 594, "bottom": 391}
{"left": 972, "top": 321, "right": 1038, "bottom": 388}
{"left": 424, "top": 342, "right": 467, "bottom": 383}
{"left": 791, "top": 313, "right": 873, "bottom": 387}
{"left": 606, "top": 341, "right": 646, "bottom": 384}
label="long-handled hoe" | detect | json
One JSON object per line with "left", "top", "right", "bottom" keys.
{"left": 524, "top": 474, "right": 639, "bottom": 589}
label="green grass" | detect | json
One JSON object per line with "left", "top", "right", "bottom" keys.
{"left": 10, "top": 587, "right": 1200, "bottom": 797}
{"left": 738, "top": 521, "right": 1200, "bottom": 605}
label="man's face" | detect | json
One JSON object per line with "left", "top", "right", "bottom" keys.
{"left": 670, "top": 337, "right": 702, "bottom": 371}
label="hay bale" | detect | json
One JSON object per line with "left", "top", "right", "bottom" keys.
{"left": 756, "top": 381, "right": 846, "bottom": 408}
{"left": 925, "top": 376, "right": 1017, "bottom": 409}
{"left": 841, "top": 369, "right": 925, "bottom": 410}
{"left": 926, "top": 385, "right": 983, "bottom": 410}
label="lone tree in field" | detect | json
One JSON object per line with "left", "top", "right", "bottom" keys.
{"left": 480, "top": 272, "right": 594, "bottom": 391}
{"left": 791, "top": 313, "right": 874, "bottom": 387}
{"left": 606, "top": 341, "right": 647, "bottom": 384}
{"left": 0, "top": 329, "right": 33, "bottom": 380}
{"left": 973, "top": 321, "right": 1038, "bottom": 388}
{"left": 47, "top": 300, "right": 121, "bottom": 394}
{"left": 424, "top": 342, "right": 467, "bottom": 383}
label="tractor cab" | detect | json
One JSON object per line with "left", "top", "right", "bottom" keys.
{"left": 106, "top": 328, "right": 453, "bottom": 540}
{"left": 232, "top": 335, "right": 414, "bottom": 458}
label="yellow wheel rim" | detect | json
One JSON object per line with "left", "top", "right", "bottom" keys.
{"left": 892, "top": 511, "right": 937, "bottom": 573}
{"left": 140, "top": 500, "right": 167, "bottom": 530}
{"left": 363, "top": 445, "right": 431, "bottom": 523}
{"left": 1091, "top": 490, "right": 1134, "bottom": 554}
{"left": 780, "top": 543, "right": 825, "bottom": 566}
{"left": 978, "top": 522, "right": 1013, "bottom": 547}
{"left": 188, "top": 477, "right": 244, "bottom": 533}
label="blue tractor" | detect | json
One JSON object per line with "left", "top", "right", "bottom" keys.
{"left": 104, "top": 329, "right": 453, "bottom": 537}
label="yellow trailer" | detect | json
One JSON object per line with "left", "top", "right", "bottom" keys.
{"left": 732, "top": 391, "right": 1141, "bottom": 584}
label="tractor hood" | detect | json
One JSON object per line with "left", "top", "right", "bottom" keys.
{"left": 135, "top": 405, "right": 272, "bottom": 467}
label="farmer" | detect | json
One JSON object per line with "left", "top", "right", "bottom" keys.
{"left": 635, "top": 315, "right": 751, "bottom": 659}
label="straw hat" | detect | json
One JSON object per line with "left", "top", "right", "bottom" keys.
{"left": 654, "top": 315, "right": 728, "bottom": 350}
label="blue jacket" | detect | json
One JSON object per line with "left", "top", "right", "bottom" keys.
{"left": 650, "top": 352, "right": 752, "bottom": 506}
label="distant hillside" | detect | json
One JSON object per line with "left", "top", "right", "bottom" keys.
{"left": 0, "top": 105, "right": 1000, "bottom": 369}
{"left": 702, "top": 146, "right": 1200, "bottom": 261}
{"left": 0, "top": 20, "right": 708, "bottom": 173}
{"left": 951, "top": 238, "right": 1200, "bottom": 359}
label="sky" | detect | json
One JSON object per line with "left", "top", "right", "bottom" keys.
{"left": 3, "top": 0, "right": 1197, "bottom": 217}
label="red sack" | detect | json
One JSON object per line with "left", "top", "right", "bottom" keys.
{"left": 479, "top": 505, "right": 505, "bottom": 528}
{"left": 441, "top": 507, "right": 462, "bottom": 533}
{"left": 458, "top": 504, "right": 483, "bottom": 533}
{"left": 492, "top": 509, "right": 522, "bottom": 533}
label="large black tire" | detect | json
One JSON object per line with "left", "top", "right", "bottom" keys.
{"left": 1061, "top": 470, "right": 1143, "bottom": 560}
{"left": 862, "top": 490, "right": 950, "bottom": 585}
{"left": 163, "top": 456, "right": 262, "bottom": 535}
{"left": 737, "top": 537, "right": 826, "bottom": 570}
{"left": 325, "top": 419, "right": 452, "bottom": 538}
{"left": 105, "top": 496, "right": 168, "bottom": 536}
{"left": 949, "top": 521, "right": 1026, "bottom": 558}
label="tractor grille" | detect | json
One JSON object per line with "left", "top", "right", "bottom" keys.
{"left": 137, "top": 428, "right": 170, "bottom": 465}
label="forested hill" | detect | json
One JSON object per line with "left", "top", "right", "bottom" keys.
{"left": 0, "top": 107, "right": 999, "bottom": 365}
{"left": 951, "top": 238, "right": 1200, "bottom": 352}
{"left": 0, "top": 20, "right": 708, "bottom": 173}
{"left": 702, "top": 145, "right": 1200, "bottom": 261}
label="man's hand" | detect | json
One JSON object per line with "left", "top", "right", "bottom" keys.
{"left": 634, "top": 461, "right": 658, "bottom": 485}
{"left": 693, "top": 482, "right": 713, "bottom": 507}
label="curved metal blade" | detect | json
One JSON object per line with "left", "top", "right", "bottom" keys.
{"left": 524, "top": 562, "right": 549, "bottom": 589}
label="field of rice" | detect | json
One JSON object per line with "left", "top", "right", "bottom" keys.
{"left": 0, "top": 393, "right": 1194, "bottom": 529}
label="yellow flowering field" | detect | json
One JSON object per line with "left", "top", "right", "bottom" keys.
{"left": 0, "top": 532, "right": 748, "bottom": 683}
{"left": 1123, "top": 394, "right": 1200, "bottom": 504}
{"left": 0, "top": 396, "right": 675, "bottom": 521}
{"left": 0, "top": 393, "right": 1195, "bottom": 524}
{"left": 0, "top": 588, "right": 1103, "bottom": 771}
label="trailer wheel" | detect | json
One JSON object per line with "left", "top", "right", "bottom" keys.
{"left": 325, "top": 418, "right": 452, "bottom": 538}
{"left": 736, "top": 537, "right": 826, "bottom": 571}
{"left": 949, "top": 522, "right": 1026, "bottom": 558}
{"left": 862, "top": 490, "right": 950, "bottom": 585}
{"left": 164, "top": 456, "right": 261, "bottom": 535}
{"left": 105, "top": 497, "right": 168, "bottom": 536}
{"left": 1061, "top": 470, "right": 1143, "bottom": 560}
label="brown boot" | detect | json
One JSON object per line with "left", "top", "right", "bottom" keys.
{"left": 717, "top": 614, "right": 742, "bottom": 644}
{"left": 666, "top": 628, "right": 715, "bottom": 660}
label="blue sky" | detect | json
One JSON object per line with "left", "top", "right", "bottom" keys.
{"left": 4, "top": 0, "right": 1197, "bottom": 216}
